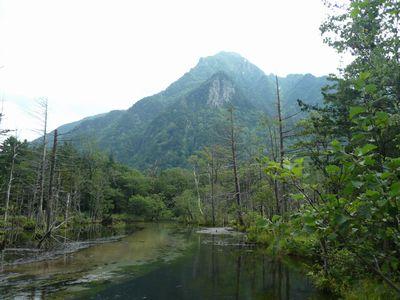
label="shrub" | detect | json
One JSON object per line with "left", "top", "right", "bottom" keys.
{"left": 128, "top": 194, "right": 169, "bottom": 220}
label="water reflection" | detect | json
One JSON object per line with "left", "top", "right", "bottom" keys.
{"left": 0, "top": 224, "right": 334, "bottom": 300}
{"left": 80, "top": 231, "right": 333, "bottom": 300}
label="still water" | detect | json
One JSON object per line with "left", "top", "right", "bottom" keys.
{"left": 0, "top": 223, "right": 334, "bottom": 299}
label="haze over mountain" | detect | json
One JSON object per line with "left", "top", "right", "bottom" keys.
{"left": 51, "top": 52, "right": 328, "bottom": 169}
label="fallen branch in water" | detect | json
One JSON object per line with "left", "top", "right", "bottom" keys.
{"left": 2, "top": 248, "right": 41, "bottom": 252}
{"left": 37, "top": 218, "right": 72, "bottom": 249}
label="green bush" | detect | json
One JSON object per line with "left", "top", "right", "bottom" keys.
{"left": 128, "top": 194, "right": 170, "bottom": 220}
{"left": 344, "top": 279, "right": 398, "bottom": 300}
{"left": 245, "top": 212, "right": 271, "bottom": 244}
{"left": 173, "top": 190, "right": 202, "bottom": 223}
{"left": 308, "top": 249, "right": 360, "bottom": 294}
{"left": 22, "top": 218, "right": 36, "bottom": 231}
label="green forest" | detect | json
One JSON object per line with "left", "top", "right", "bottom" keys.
{"left": 1, "top": 0, "right": 400, "bottom": 299}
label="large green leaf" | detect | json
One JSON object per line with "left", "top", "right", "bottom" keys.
{"left": 357, "top": 144, "right": 377, "bottom": 156}
{"left": 326, "top": 164, "right": 340, "bottom": 175}
{"left": 390, "top": 182, "right": 400, "bottom": 197}
{"left": 349, "top": 106, "right": 366, "bottom": 119}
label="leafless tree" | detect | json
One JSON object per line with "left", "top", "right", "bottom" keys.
{"left": 228, "top": 106, "right": 244, "bottom": 226}
{"left": 4, "top": 139, "right": 19, "bottom": 223}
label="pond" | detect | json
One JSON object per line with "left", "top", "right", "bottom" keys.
{"left": 0, "top": 223, "right": 334, "bottom": 299}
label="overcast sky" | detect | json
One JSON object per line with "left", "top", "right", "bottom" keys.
{"left": 0, "top": 0, "right": 345, "bottom": 140}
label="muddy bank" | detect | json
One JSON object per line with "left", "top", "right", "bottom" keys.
{"left": 1, "top": 235, "right": 126, "bottom": 267}
{"left": 196, "top": 227, "right": 243, "bottom": 235}
{"left": 1, "top": 223, "right": 142, "bottom": 267}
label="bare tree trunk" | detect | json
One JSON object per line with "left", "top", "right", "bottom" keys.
{"left": 210, "top": 147, "right": 216, "bottom": 226}
{"left": 229, "top": 107, "right": 244, "bottom": 226}
{"left": 275, "top": 76, "right": 286, "bottom": 214}
{"left": 46, "top": 129, "right": 58, "bottom": 231}
{"left": 38, "top": 99, "right": 48, "bottom": 218}
{"left": 54, "top": 172, "right": 61, "bottom": 217}
{"left": 265, "top": 116, "right": 280, "bottom": 215}
{"left": 193, "top": 166, "right": 204, "bottom": 216}
{"left": 64, "top": 193, "right": 70, "bottom": 243}
{"left": 31, "top": 162, "right": 41, "bottom": 218}
{"left": 4, "top": 144, "right": 17, "bottom": 223}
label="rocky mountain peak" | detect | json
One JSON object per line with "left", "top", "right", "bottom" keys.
{"left": 45, "top": 52, "right": 328, "bottom": 169}
{"left": 207, "top": 72, "right": 235, "bottom": 107}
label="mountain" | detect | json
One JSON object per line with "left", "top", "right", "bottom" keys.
{"left": 47, "top": 52, "right": 328, "bottom": 169}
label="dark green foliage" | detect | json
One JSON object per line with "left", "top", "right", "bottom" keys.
{"left": 127, "top": 194, "right": 169, "bottom": 220}
{"left": 258, "top": 0, "right": 400, "bottom": 297}
{"left": 153, "top": 168, "right": 193, "bottom": 209}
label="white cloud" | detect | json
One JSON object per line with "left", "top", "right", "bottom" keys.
{"left": 0, "top": 0, "right": 345, "bottom": 140}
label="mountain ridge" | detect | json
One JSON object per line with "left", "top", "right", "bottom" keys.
{"left": 44, "top": 51, "right": 328, "bottom": 168}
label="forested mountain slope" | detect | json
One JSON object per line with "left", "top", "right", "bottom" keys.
{"left": 49, "top": 52, "right": 328, "bottom": 168}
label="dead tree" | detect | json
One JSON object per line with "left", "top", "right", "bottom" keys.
{"left": 275, "top": 76, "right": 287, "bottom": 214}
{"left": 210, "top": 147, "right": 216, "bottom": 226}
{"left": 228, "top": 106, "right": 244, "bottom": 226}
{"left": 262, "top": 116, "right": 280, "bottom": 216}
{"left": 46, "top": 129, "right": 58, "bottom": 231}
{"left": 192, "top": 165, "right": 204, "bottom": 216}
{"left": 271, "top": 76, "right": 303, "bottom": 215}
{"left": 202, "top": 146, "right": 218, "bottom": 226}
{"left": 64, "top": 193, "right": 71, "bottom": 243}
{"left": 37, "top": 99, "right": 48, "bottom": 218}
{"left": 4, "top": 141, "right": 18, "bottom": 223}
